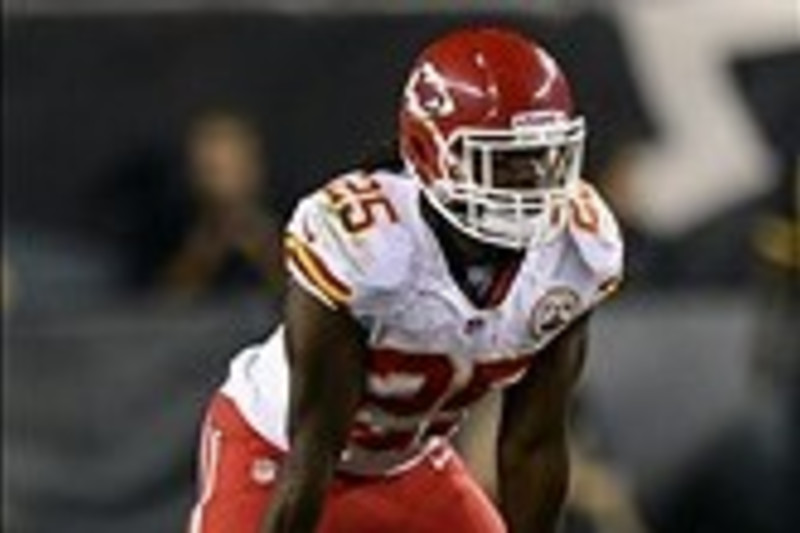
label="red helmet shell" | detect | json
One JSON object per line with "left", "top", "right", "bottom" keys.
{"left": 400, "top": 27, "right": 575, "bottom": 185}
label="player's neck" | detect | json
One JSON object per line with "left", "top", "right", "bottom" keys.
{"left": 419, "top": 196, "right": 521, "bottom": 267}
{"left": 420, "top": 197, "right": 524, "bottom": 307}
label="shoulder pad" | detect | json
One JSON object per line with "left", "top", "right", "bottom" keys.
{"left": 567, "top": 181, "right": 625, "bottom": 302}
{"left": 285, "top": 172, "right": 414, "bottom": 309}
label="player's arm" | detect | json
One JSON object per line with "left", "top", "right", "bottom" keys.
{"left": 497, "top": 315, "right": 589, "bottom": 533}
{"left": 261, "top": 280, "right": 367, "bottom": 533}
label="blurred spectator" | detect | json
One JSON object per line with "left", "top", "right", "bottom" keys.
{"left": 159, "top": 109, "right": 283, "bottom": 298}
{"left": 100, "top": 107, "right": 283, "bottom": 299}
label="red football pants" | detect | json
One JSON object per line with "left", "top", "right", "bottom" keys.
{"left": 187, "top": 393, "right": 506, "bottom": 533}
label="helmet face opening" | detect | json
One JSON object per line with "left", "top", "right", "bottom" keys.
{"left": 449, "top": 118, "right": 584, "bottom": 189}
{"left": 425, "top": 117, "right": 585, "bottom": 250}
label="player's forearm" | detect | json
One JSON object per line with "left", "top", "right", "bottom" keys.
{"left": 262, "top": 478, "right": 328, "bottom": 533}
{"left": 261, "top": 393, "right": 356, "bottom": 533}
{"left": 498, "top": 436, "right": 570, "bottom": 533}
{"left": 261, "top": 444, "right": 336, "bottom": 533}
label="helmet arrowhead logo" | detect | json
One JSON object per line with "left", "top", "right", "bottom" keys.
{"left": 405, "top": 62, "right": 456, "bottom": 119}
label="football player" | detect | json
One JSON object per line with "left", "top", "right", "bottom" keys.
{"left": 187, "top": 27, "right": 623, "bottom": 533}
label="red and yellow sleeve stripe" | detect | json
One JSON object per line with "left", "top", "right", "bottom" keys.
{"left": 285, "top": 233, "right": 352, "bottom": 308}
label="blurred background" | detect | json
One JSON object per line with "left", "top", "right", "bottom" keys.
{"left": 2, "top": 0, "right": 798, "bottom": 532}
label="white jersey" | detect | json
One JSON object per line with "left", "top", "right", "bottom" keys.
{"left": 222, "top": 169, "right": 623, "bottom": 476}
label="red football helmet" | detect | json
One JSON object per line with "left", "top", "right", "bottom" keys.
{"left": 399, "top": 27, "right": 585, "bottom": 249}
